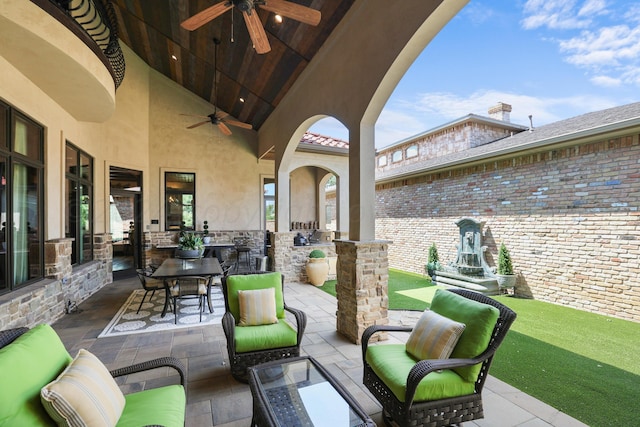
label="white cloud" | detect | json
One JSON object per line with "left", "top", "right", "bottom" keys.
{"left": 521, "top": 0, "right": 596, "bottom": 30}
{"left": 590, "top": 75, "right": 621, "bottom": 87}
{"left": 559, "top": 25, "right": 640, "bottom": 71}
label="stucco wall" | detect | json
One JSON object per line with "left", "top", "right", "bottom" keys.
{"left": 146, "top": 68, "right": 271, "bottom": 231}
{"left": 290, "top": 167, "right": 318, "bottom": 226}
{"left": 376, "top": 133, "right": 640, "bottom": 322}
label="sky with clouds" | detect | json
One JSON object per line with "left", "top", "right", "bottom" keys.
{"left": 309, "top": 0, "right": 640, "bottom": 148}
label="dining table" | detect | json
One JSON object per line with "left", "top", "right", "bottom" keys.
{"left": 151, "top": 257, "right": 223, "bottom": 316}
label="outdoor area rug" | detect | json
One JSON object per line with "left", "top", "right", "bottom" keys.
{"left": 395, "top": 285, "right": 445, "bottom": 304}
{"left": 98, "top": 287, "right": 224, "bottom": 338}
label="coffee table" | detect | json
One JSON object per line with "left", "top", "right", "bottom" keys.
{"left": 248, "top": 356, "right": 375, "bottom": 427}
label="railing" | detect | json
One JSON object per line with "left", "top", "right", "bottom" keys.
{"left": 33, "top": 0, "right": 126, "bottom": 89}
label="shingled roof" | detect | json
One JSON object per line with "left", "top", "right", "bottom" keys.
{"left": 376, "top": 102, "right": 640, "bottom": 183}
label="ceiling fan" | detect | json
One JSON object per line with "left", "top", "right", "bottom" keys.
{"left": 180, "top": 0, "right": 322, "bottom": 54}
{"left": 182, "top": 38, "right": 253, "bottom": 135}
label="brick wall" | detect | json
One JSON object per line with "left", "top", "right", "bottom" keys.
{"left": 376, "top": 134, "right": 640, "bottom": 322}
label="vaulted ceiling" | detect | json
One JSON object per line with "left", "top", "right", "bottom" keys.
{"left": 111, "top": 0, "right": 355, "bottom": 133}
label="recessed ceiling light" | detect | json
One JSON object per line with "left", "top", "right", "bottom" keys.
{"left": 239, "top": 97, "right": 245, "bottom": 103}
{"left": 171, "top": 54, "right": 178, "bottom": 61}
{"left": 274, "top": 14, "right": 283, "bottom": 23}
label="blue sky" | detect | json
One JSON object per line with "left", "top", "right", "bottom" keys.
{"left": 309, "top": 0, "right": 640, "bottom": 149}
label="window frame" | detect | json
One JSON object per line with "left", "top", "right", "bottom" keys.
{"left": 65, "top": 142, "right": 94, "bottom": 265}
{"left": 0, "top": 101, "right": 45, "bottom": 294}
{"left": 164, "top": 171, "right": 196, "bottom": 231}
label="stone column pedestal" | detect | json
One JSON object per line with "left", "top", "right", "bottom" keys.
{"left": 335, "top": 239, "right": 390, "bottom": 344}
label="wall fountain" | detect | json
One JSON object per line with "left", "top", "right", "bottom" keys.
{"left": 433, "top": 217, "right": 499, "bottom": 295}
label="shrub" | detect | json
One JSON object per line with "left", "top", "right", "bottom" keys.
{"left": 309, "top": 249, "right": 326, "bottom": 258}
{"left": 497, "top": 243, "right": 514, "bottom": 275}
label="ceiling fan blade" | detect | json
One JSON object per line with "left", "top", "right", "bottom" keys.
{"left": 260, "top": 0, "right": 321, "bottom": 26}
{"left": 223, "top": 118, "right": 253, "bottom": 130}
{"left": 187, "top": 120, "right": 211, "bottom": 129}
{"left": 181, "top": 2, "right": 234, "bottom": 31}
{"left": 217, "top": 122, "right": 233, "bottom": 136}
{"left": 242, "top": 10, "right": 271, "bottom": 54}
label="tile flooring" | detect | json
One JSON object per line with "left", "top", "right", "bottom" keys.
{"left": 51, "top": 276, "right": 588, "bottom": 427}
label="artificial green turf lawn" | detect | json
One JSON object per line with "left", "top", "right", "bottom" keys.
{"left": 490, "top": 295, "right": 640, "bottom": 427}
{"left": 318, "top": 269, "right": 640, "bottom": 426}
{"left": 319, "top": 268, "right": 433, "bottom": 310}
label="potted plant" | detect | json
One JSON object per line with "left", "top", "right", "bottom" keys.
{"left": 425, "top": 242, "right": 442, "bottom": 280}
{"left": 306, "top": 249, "right": 329, "bottom": 286}
{"left": 496, "top": 243, "right": 516, "bottom": 289}
{"left": 176, "top": 233, "right": 204, "bottom": 259}
{"left": 202, "top": 221, "right": 211, "bottom": 244}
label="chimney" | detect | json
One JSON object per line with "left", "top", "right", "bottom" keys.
{"left": 488, "top": 102, "right": 512, "bottom": 122}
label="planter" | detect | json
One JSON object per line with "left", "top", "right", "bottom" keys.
{"left": 175, "top": 249, "right": 203, "bottom": 259}
{"left": 496, "top": 274, "right": 516, "bottom": 289}
{"left": 203, "top": 236, "right": 211, "bottom": 244}
{"left": 306, "top": 258, "right": 329, "bottom": 286}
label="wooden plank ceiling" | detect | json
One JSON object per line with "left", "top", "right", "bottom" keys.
{"left": 111, "top": 0, "right": 354, "bottom": 132}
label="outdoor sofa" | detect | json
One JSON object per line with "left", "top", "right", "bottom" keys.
{"left": 0, "top": 324, "right": 186, "bottom": 426}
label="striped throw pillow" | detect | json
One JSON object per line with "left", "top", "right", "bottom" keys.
{"left": 406, "top": 310, "right": 466, "bottom": 360}
{"left": 238, "top": 288, "right": 278, "bottom": 326}
{"left": 41, "top": 349, "right": 125, "bottom": 427}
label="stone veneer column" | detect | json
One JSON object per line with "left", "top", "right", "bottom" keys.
{"left": 44, "top": 239, "right": 73, "bottom": 280}
{"left": 334, "top": 239, "right": 390, "bottom": 344}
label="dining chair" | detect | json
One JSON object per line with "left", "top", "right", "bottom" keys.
{"left": 135, "top": 268, "right": 167, "bottom": 314}
{"left": 169, "top": 276, "right": 209, "bottom": 324}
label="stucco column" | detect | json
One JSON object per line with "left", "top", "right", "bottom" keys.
{"left": 349, "top": 125, "right": 376, "bottom": 241}
{"left": 275, "top": 166, "right": 290, "bottom": 232}
{"left": 335, "top": 239, "right": 390, "bottom": 344}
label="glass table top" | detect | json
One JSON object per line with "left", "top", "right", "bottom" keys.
{"left": 251, "top": 357, "right": 371, "bottom": 427}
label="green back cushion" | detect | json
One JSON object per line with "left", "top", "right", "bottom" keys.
{"left": 429, "top": 289, "right": 500, "bottom": 382}
{"left": 0, "top": 324, "right": 72, "bottom": 426}
{"left": 226, "top": 272, "right": 285, "bottom": 320}
{"left": 366, "top": 345, "right": 475, "bottom": 402}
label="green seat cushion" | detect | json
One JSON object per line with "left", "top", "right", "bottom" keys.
{"left": 226, "top": 272, "right": 285, "bottom": 319}
{"left": 429, "top": 290, "right": 500, "bottom": 382}
{"left": 366, "top": 345, "right": 475, "bottom": 402}
{"left": 116, "top": 385, "right": 185, "bottom": 427}
{"left": 234, "top": 320, "right": 298, "bottom": 353}
{"left": 0, "top": 324, "right": 72, "bottom": 426}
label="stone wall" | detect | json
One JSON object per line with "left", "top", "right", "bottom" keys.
{"left": 143, "top": 229, "right": 269, "bottom": 268}
{"left": 376, "top": 133, "right": 640, "bottom": 322}
{"left": 269, "top": 232, "right": 337, "bottom": 283}
{"left": 0, "top": 234, "right": 113, "bottom": 330}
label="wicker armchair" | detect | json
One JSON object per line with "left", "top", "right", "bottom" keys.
{"left": 362, "top": 288, "right": 516, "bottom": 427}
{"left": 0, "top": 325, "right": 187, "bottom": 426}
{"left": 221, "top": 271, "right": 307, "bottom": 382}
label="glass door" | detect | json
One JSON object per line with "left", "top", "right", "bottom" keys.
{"left": 110, "top": 167, "right": 142, "bottom": 278}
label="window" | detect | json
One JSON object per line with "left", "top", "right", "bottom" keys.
{"left": 377, "top": 156, "right": 387, "bottom": 167}
{"left": 65, "top": 143, "right": 93, "bottom": 265}
{"left": 392, "top": 150, "right": 403, "bottom": 162}
{"left": 165, "top": 172, "right": 195, "bottom": 230}
{"left": 0, "top": 101, "right": 45, "bottom": 294}
{"left": 263, "top": 178, "right": 275, "bottom": 231}
{"left": 406, "top": 145, "right": 418, "bottom": 158}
